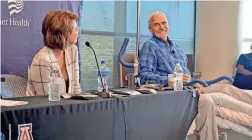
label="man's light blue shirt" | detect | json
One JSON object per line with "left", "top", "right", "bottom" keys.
{"left": 138, "top": 35, "right": 190, "bottom": 85}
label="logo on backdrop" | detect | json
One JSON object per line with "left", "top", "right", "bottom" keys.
{"left": 8, "top": 0, "right": 24, "bottom": 16}
{"left": 17, "top": 123, "right": 33, "bottom": 140}
{"left": 0, "top": 0, "right": 30, "bottom": 27}
{"left": 0, "top": 132, "right": 5, "bottom": 140}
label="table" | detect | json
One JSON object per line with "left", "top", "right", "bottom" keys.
{"left": 1, "top": 90, "right": 199, "bottom": 140}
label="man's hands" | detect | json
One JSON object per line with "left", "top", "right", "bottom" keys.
{"left": 183, "top": 74, "right": 191, "bottom": 83}
{"left": 168, "top": 74, "right": 191, "bottom": 87}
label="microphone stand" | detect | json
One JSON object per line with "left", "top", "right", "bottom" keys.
{"left": 85, "top": 44, "right": 106, "bottom": 93}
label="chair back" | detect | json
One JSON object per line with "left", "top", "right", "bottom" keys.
{"left": 1, "top": 74, "right": 27, "bottom": 98}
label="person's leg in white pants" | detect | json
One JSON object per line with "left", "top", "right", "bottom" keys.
{"left": 201, "top": 84, "right": 252, "bottom": 105}
{"left": 195, "top": 94, "right": 218, "bottom": 140}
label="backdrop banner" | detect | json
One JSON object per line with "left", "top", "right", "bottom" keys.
{"left": 1, "top": 0, "right": 82, "bottom": 76}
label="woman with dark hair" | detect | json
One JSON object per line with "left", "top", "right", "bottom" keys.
{"left": 26, "top": 10, "right": 81, "bottom": 96}
{"left": 233, "top": 44, "right": 252, "bottom": 90}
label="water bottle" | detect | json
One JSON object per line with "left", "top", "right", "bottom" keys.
{"left": 48, "top": 69, "right": 61, "bottom": 101}
{"left": 174, "top": 63, "right": 183, "bottom": 91}
{"left": 97, "top": 60, "right": 109, "bottom": 92}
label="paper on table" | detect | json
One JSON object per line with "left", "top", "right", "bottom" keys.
{"left": 111, "top": 89, "right": 142, "bottom": 95}
{"left": 61, "top": 93, "right": 99, "bottom": 99}
{"left": 0, "top": 99, "right": 28, "bottom": 106}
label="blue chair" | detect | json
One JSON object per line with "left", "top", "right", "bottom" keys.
{"left": 1, "top": 74, "right": 27, "bottom": 98}
{"left": 185, "top": 76, "right": 234, "bottom": 87}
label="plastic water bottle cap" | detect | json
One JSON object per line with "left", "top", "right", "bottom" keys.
{"left": 101, "top": 60, "right": 105, "bottom": 64}
{"left": 220, "top": 132, "right": 227, "bottom": 136}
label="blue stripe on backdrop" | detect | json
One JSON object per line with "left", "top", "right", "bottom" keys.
{"left": 1, "top": 1, "right": 83, "bottom": 77}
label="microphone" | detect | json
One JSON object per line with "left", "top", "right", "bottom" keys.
{"left": 85, "top": 41, "right": 106, "bottom": 93}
